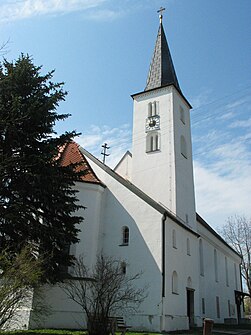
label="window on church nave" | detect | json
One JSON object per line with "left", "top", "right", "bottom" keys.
{"left": 186, "top": 238, "right": 190, "bottom": 255}
{"left": 121, "top": 262, "right": 126, "bottom": 274}
{"left": 172, "top": 229, "right": 177, "bottom": 249}
{"left": 216, "top": 296, "right": 220, "bottom": 318}
{"left": 234, "top": 263, "right": 238, "bottom": 290}
{"left": 148, "top": 101, "right": 159, "bottom": 117}
{"left": 172, "top": 271, "right": 178, "bottom": 294}
{"left": 146, "top": 132, "right": 160, "bottom": 153}
{"left": 225, "top": 256, "right": 229, "bottom": 287}
{"left": 199, "top": 239, "right": 204, "bottom": 276}
{"left": 201, "top": 298, "right": 205, "bottom": 314}
{"left": 180, "top": 135, "right": 187, "bottom": 158}
{"left": 214, "top": 249, "right": 218, "bottom": 282}
{"left": 122, "top": 226, "right": 129, "bottom": 245}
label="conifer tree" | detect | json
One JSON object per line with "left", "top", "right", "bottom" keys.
{"left": 0, "top": 54, "right": 83, "bottom": 283}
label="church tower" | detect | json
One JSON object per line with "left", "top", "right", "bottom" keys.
{"left": 131, "top": 13, "right": 196, "bottom": 229}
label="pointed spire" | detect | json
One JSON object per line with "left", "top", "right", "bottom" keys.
{"left": 145, "top": 17, "right": 180, "bottom": 92}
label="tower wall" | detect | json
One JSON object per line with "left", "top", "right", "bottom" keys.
{"left": 131, "top": 86, "right": 196, "bottom": 229}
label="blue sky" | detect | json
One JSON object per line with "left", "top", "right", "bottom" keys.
{"left": 1, "top": 0, "right": 251, "bottom": 230}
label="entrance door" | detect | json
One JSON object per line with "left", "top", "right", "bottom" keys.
{"left": 187, "top": 289, "right": 195, "bottom": 328}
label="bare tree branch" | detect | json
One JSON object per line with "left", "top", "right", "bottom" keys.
{"left": 61, "top": 255, "right": 147, "bottom": 335}
{"left": 221, "top": 215, "right": 251, "bottom": 296}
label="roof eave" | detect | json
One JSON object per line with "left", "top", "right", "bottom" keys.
{"left": 131, "top": 84, "right": 192, "bottom": 109}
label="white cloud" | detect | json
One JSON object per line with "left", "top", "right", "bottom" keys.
{"left": 86, "top": 8, "right": 122, "bottom": 21}
{"left": 229, "top": 117, "right": 251, "bottom": 129}
{"left": 194, "top": 158, "right": 251, "bottom": 229}
{"left": 190, "top": 89, "right": 212, "bottom": 109}
{"left": 194, "top": 133, "right": 251, "bottom": 229}
{"left": 0, "top": 0, "right": 106, "bottom": 23}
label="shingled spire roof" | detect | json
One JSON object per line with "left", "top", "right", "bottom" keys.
{"left": 145, "top": 21, "right": 180, "bottom": 92}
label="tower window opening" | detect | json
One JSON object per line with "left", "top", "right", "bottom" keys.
{"left": 148, "top": 101, "right": 159, "bottom": 117}
{"left": 146, "top": 133, "right": 160, "bottom": 153}
{"left": 180, "top": 106, "right": 185, "bottom": 124}
{"left": 181, "top": 135, "right": 187, "bottom": 158}
{"left": 148, "top": 102, "right": 152, "bottom": 117}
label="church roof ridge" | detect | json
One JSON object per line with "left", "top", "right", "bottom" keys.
{"left": 145, "top": 20, "right": 181, "bottom": 93}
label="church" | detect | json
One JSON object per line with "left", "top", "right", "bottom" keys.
{"left": 21, "top": 13, "right": 244, "bottom": 333}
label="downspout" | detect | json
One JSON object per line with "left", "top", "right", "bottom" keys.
{"left": 239, "top": 263, "right": 244, "bottom": 315}
{"left": 161, "top": 212, "right": 167, "bottom": 332}
{"left": 162, "top": 212, "right": 167, "bottom": 297}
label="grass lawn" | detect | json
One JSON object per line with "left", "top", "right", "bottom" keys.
{"left": 0, "top": 330, "right": 201, "bottom": 335}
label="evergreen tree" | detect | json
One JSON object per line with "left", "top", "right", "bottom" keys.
{"left": 0, "top": 54, "right": 83, "bottom": 283}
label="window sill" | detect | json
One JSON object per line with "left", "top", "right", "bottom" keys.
{"left": 119, "top": 243, "right": 129, "bottom": 247}
{"left": 146, "top": 149, "right": 160, "bottom": 154}
{"left": 172, "top": 292, "right": 179, "bottom": 295}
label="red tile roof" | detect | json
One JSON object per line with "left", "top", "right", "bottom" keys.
{"left": 58, "top": 141, "right": 102, "bottom": 185}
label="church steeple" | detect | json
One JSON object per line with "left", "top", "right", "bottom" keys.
{"left": 145, "top": 16, "right": 180, "bottom": 92}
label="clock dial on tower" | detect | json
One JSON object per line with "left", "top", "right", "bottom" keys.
{"left": 145, "top": 115, "right": 160, "bottom": 132}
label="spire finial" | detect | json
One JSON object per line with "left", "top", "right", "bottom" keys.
{"left": 157, "top": 6, "right": 165, "bottom": 23}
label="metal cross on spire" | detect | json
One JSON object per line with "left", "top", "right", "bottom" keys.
{"left": 157, "top": 6, "right": 166, "bottom": 23}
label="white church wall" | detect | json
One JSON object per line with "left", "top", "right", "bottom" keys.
{"left": 163, "top": 218, "right": 200, "bottom": 331}
{"left": 28, "top": 182, "right": 105, "bottom": 329}
{"left": 114, "top": 151, "right": 132, "bottom": 180}
{"left": 29, "top": 285, "right": 86, "bottom": 329}
{"left": 86, "top": 156, "right": 165, "bottom": 332}
{"left": 197, "top": 220, "right": 242, "bottom": 323}
{"left": 72, "top": 182, "right": 105, "bottom": 270}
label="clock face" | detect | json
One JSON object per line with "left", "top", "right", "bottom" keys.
{"left": 145, "top": 115, "right": 160, "bottom": 132}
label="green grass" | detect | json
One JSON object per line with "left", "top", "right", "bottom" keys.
{"left": 0, "top": 331, "right": 168, "bottom": 335}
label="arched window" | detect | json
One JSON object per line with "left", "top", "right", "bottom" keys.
{"left": 181, "top": 135, "right": 187, "bottom": 158}
{"left": 152, "top": 101, "right": 156, "bottom": 115}
{"left": 216, "top": 296, "right": 220, "bottom": 318}
{"left": 234, "top": 263, "right": 238, "bottom": 290}
{"left": 122, "top": 226, "right": 129, "bottom": 245}
{"left": 121, "top": 262, "right": 126, "bottom": 274}
{"left": 187, "top": 238, "right": 191, "bottom": 255}
{"left": 155, "top": 134, "right": 159, "bottom": 151}
{"left": 172, "top": 271, "right": 178, "bottom": 294}
{"left": 187, "top": 276, "right": 192, "bottom": 288}
{"left": 148, "top": 102, "right": 152, "bottom": 117}
{"left": 146, "top": 132, "right": 160, "bottom": 152}
{"left": 225, "top": 256, "right": 229, "bottom": 286}
{"left": 199, "top": 239, "right": 204, "bottom": 276}
{"left": 172, "top": 229, "right": 177, "bottom": 249}
{"left": 214, "top": 249, "right": 218, "bottom": 282}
